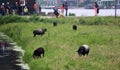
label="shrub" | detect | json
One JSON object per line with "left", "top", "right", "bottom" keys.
{"left": 0, "top": 15, "right": 119, "bottom": 26}
{"left": 29, "top": 15, "right": 40, "bottom": 22}
{"left": 69, "top": 13, "right": 76, "bottom": 16}
{"left": 78, "top": 17, "right": 113, "bottom": 25}
{"left": 3, "top": 25, "right": 22, "bottom": 40}
{"left": 78, "top": 18, "right": 86, "bottom": 25}
{"left": 0, "top": 15, "right": 26, "bottom": 24}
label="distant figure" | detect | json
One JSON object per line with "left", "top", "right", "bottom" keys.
{"left": 24, "top": 6, "right": 28, "bottom": 15}
{"left": 94, "top": 2, "right": 99, "bottom": 16}
{"left": 60, "top": 4, "right": 65, "bottom": 16}
{"left": 6, "top": 2, "right": 11, "bottom": 15}
{"left": 13, "top": 2, "right": 19, "bottom": 15}
{"left": 53, "top": 6, "right": 59, "bottom": 18}
{"left": 64, "top": 2, "right": 68, "bottom": 16}
{"left": 0, "top": 3, "right": 5, "bottom": 16}
{"left": 39, "top": 6, "right": 41, "bottom": 13}
{"left": 33, "top": 2, "right": 38, "bottom": 14}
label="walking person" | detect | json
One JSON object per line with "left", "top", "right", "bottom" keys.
{"left": 94, "top": 2, "right": 99, "bottom": 16}
{"left": 53, "top": 6, "right": 59, "bottom": 18}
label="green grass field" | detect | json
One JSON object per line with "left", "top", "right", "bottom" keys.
{"left": 0, "top": 17, "right": 120, "bottom": 70}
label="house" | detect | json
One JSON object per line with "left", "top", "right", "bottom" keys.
{"left": 96, "top": 0, "right": 120, "bottom": 9}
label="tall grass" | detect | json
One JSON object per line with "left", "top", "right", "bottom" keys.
{"left": 0, "top": 16, "right": 120, "bottom": 70}
{"left": 0, "top": 15, "right": 120, "bottom": 26}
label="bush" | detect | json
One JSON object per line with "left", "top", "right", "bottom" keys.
{"left": 78, "top": 17, "right": 115, "bottom": 25}
{"left": 0, "top": 15, "right": 28, "bottom": 24}
{"left": 69, "top": 13, "right": 76, "bottom": 16}
{"left": 29, "top": 15, "right": 40, "bottom": 22}
{"left": 78, "top": 18, "right": 86, "bottom": 25}
{"left": 2, "top": 25, "right": 22, "bottom": 40}
{"left": 0, "top": 15, "right": 119, "bottom": 26}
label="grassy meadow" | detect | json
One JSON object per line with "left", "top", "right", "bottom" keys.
{"left": 0, "top": 16, "right": 120, "bottom": 70}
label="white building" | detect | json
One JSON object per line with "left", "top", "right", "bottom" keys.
{"left": 96, "top": 0, "right": 120, "bottom": 8}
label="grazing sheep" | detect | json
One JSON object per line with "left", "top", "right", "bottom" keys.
{"left": 53, "top": 22, "right": 57, "bottom": 26}
{"left": 33, "top": 28, "right": 47, "bottom": 37}
{"left": 33, "top": 47, "right": 44, "bottom": 58}
{"left": 72, "top": 24, "right": 77, "bottom": 30}
{"left": 77, "top": 45, "right": 90, "bottom": 56}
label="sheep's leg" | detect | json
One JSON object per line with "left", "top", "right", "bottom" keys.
{"left": 43, "top": 53, "right": 44, "bottom": 57}
{"left": 39, "top": 55, "right": 41, "bottom": 58}
{"left": 34, "top": 34, "right": 36, "bottom": 37}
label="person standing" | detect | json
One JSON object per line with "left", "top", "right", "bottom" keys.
{"left": 94, "top": 2, "right": 99, "bottom": 16}
{"left": 6, "top": 2, "right": 11, "bottom": 15}
{"left": 60, "top": 4, "right": 65, "bottom": 16}
{"left": 39, "top": 6, "right": 41, "bottom": 13}
{"left": 33, "top": 2, "right": 38, "bottom": 14}
{"left": 64, "top": 2, "right": 68, "bottom": 16}
{"left": 0, "top": 3, "right": 5, "bottom": 16}
{"left": 24, "top": 6, "right": 28, "bottom": 15}
{"left": 14, "top": 2, "right": 19, "bottom": 15}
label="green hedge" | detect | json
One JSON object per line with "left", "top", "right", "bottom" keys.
{"left": 0, "top": 15, "right": 120, "bottom": 26}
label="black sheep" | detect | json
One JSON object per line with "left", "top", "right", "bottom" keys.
{"left": 33, "top": 28, "right": 47, "bottom": 37}
{"left": 53, "top": 22, "right": 57, "bottom": 26}
{"left": 72, "top": 24, "right": 77, "bottom": 30}
{"left": 77, "top": 45, "right": 90, "bottom": 56}
{"left": 33, "top": 47, "right": 44, "bottom": 58}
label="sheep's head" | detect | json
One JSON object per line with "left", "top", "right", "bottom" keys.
{"left": 77, "top": 44, "right": 90, "bottom": 56}
{"left": 42, "top": 28, "right": 47, "bottom": 32}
